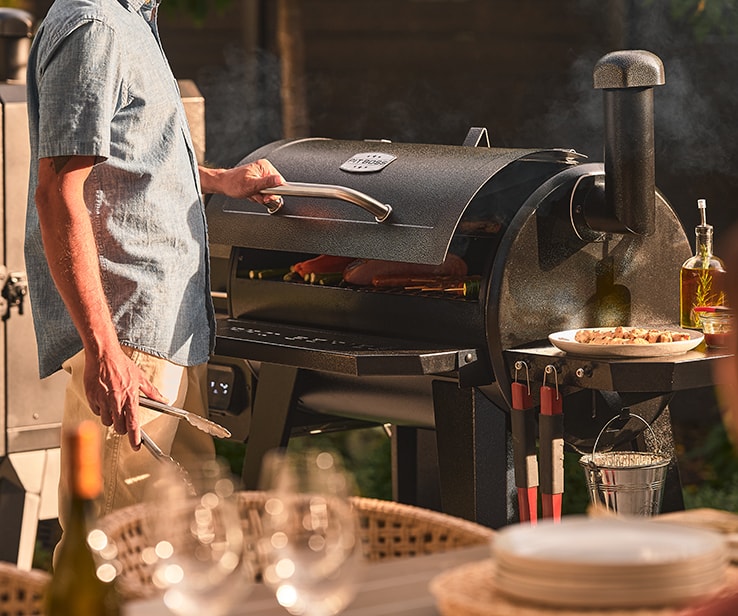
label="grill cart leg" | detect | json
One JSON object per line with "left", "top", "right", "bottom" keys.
{"left": 240, "top": 363, "right": 299, "bottom": 489}
{"left": 391, "top": 426, "right": 441, "bottom": 511}
{"left": 432, "top": 381, "right": 511, "bottom": 529}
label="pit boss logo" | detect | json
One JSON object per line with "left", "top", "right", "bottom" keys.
{"left": 339, "top": 152, "right": 396, "bottom": 173}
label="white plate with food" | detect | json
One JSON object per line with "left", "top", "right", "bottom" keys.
{"left": 549, "top": 326, "right": 704, "bottom": 358}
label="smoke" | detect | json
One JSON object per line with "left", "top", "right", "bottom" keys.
{"left": 510, "top": 0, "right": 738, "bottom": 229}
{"left": 516, "top": 51, "right": 604, "bottom": 159}
{"left": 653, "top": 55, "right": 736, "bottom": 174}
{"left": 619, "top": 1, "right": 738, "bottom": 226}
{"left": 195, "top": 44, "right": 283, "bottom": 168}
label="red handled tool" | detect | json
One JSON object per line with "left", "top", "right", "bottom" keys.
{"left": 511, "top": 361, "right": 538, "bottom": 523}
{"left": 539, "top": 364, "right": 564, "bottom": 521}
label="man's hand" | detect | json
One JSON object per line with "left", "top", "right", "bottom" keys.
{"left": 199, "top": 158, "right": 285, "bottom": 205}
{"left": 84, "top": 346, "right": 167, "bottom": 450}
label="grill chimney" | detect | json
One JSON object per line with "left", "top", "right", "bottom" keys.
{"left": 591, "top": 49, "right": 665, "bottom": 236}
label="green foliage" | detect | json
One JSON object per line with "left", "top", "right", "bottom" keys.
{"left": 641, "top": 0, "right": 738, "bottom": 40}
{"left": 287, "top": 428, "right": 393, "bottom": 500}
{"left": 217, "top": 420, "right": 738, "bottom": 518}
{"left": 682, "top": 420, "right": 738, "bottom": 487}
{"left": 681, "top": 417, "right": 738, "bottom": 513}
{"left": 562, "top": 450, "right": 592, "bottom": 515}
{"left": 215, "top": 426, "right": 393, "bottom": 500}
{"left": 159, "top": 0, "right": 233, "bottom": 24}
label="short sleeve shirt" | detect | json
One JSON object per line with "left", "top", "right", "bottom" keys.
{"left": 25, "top": 0, "right": 214, "bottom": 378}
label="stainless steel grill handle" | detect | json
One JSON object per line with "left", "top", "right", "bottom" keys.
{"left": 262, "top": 181, "right": 393, "bottom": 222}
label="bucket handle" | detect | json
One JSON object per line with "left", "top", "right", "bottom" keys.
{"left": 591, "top": 412, "right": 660, "bottom": 463}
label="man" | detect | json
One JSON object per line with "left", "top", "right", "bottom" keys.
{"left": 24, "top": 0, "right": 284, "bottom": 539}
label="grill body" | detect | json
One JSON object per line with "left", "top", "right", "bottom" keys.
{"left": 209, "top": 137, "right": 692, "bottom": 396}
{"left": 206, "top": 133, "right": 716, "bottom": 526}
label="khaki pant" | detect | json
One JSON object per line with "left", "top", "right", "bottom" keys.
{"left": 56, "top": 347, "right": 215, "bottom": 558}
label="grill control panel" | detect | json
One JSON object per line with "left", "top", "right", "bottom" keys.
{"left": 207, "top": 363, "right": 235, "bottom": 411}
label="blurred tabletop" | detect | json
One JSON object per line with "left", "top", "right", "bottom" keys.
{"left": 124, "top": 543, "right": 491, "bottom": 616}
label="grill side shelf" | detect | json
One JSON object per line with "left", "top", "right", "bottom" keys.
{"left": 504, "top": 344, "right": 731, "bottom": 393}
{"left": 215, "top": 318, "right": 480, "bottom": 377}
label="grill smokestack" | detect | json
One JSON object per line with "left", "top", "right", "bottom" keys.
{"left": 592, "top": 49, "right": 665, "bottom": 236}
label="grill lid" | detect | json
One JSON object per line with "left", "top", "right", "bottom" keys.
{"left": 206, "top": 137, "right": 583, "bottom": 264}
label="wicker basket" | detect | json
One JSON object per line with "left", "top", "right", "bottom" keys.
{"left": 0, "top": 561, "right": 50, "bottom": 615}
{"left": 349, "top": 495, "right": 494, "bottom": 562}
{"left": 97, "top": 490, "right": 494, "bottom": 601}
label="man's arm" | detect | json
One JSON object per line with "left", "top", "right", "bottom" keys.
{"left": 34, "top": 155, "right": 164, "bottom": 449}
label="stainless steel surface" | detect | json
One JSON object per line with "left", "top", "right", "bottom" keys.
{"left": 1, "top": 83, "right": 67, "bottom": 454}
{"left": 0, "top": 81, "right": 69, "bottom": 567}
{"left": 261, "top": 181, "right": 393, "bottom": 222}
{"left": 139, "top": 397, "right": 232, "bottom": 439}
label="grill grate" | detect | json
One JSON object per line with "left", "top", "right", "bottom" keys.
{"left": 279, "top": 278, "right": 478, "bottom": 301}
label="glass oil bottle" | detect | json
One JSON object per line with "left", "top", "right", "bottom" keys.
{"left": 680, "top": 199, "right": 727, "bottom": 329}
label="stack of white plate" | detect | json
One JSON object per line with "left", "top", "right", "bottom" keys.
{"left": 492, "top": 516, "right": 729, "bottom": 609}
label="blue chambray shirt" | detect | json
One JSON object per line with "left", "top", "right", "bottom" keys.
{"left": 25, "top": 0, "right": 215, "bottom": 378}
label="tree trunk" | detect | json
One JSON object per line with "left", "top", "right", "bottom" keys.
{"left": 277, "top": 0, "right": 310, "bottom": 138}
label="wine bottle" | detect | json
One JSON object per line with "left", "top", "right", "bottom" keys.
{"left": 45, "top": 421, "right": 121, "bottom": 615}
{"left": 679, "top": 199, "right": 727, "bottom": 329}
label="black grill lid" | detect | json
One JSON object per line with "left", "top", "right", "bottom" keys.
{"left": 206, "top": 138, "right": 583, "bottom": 264}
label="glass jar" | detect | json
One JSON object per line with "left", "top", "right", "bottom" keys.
{"left": 695, "top": 308, "right": 733, "bottom": 348}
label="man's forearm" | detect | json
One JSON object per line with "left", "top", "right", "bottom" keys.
{"left": 35, "top": 157, "right": 119, "bottom": 357}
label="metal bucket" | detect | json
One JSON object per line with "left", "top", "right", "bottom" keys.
{"left": 579, "top": 413, "right": 670, "bottom": 516}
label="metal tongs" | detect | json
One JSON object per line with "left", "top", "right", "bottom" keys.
{"left": 138, "top": 397, "right": 231, "bottom": 493}
{"left": 139, "top": 397, "right": 231, "bottom": 438}
{"left": 139, "top": 429, "right": 196, "bottom": 494}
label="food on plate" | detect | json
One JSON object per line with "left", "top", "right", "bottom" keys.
{"left": 343, "top": 253, "right": 468, "bottom": 286}
{"left": 573, "top": 326, "right": 692, "bottom": 345}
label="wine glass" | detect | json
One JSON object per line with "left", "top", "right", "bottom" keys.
{"left": 257, "top": 448, "right": 360, "bottom": 616}
{"left": 144, "top": 457, "right": 254, "bottom": 616}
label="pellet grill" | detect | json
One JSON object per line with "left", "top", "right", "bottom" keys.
{"left": 206, "top": 50, "right": 729, "bottom": 528}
